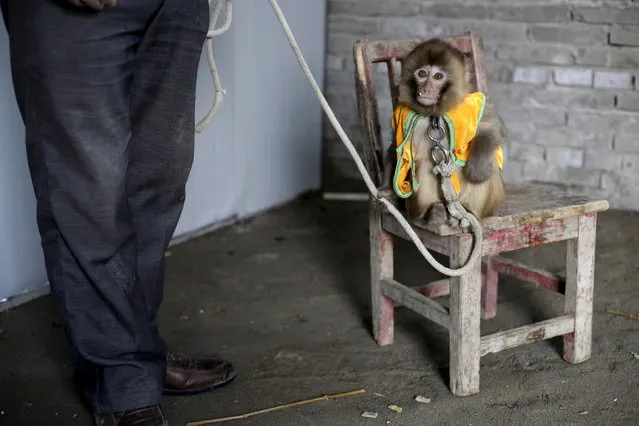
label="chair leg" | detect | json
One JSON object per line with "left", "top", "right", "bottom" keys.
{"left": 564, "top": 213, "right": 597, "bottom": 364}
{"left": 370, "top": 206, "right": 394, "bottom": 346}
{"left": 481, "top": 257, "right": 498, "bottom": 320}
{"left": 449, "top": 235, "right": 482, "bottom": 396}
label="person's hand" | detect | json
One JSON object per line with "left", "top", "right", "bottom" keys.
{"left": 67, "top": 0, "right": 118, "bottom": 11}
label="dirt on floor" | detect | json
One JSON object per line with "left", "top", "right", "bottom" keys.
{"left": 1, "top": 191, "right": 638, "bottom": 426}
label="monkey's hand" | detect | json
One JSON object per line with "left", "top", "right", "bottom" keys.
{"left": 465, "top": 102, "right": 506, "bottom": 183}
{"left": 67, "top": 0, "right": 117, "bottom": 10}
{"left": 377, "top": 186, "right": 394, "bottom": 198}
{"left": 465, "top": 150, "right": 495, "bottom": 182}
{"left": 465, "top": 127, "right": 502, "bottom": 183}
{"left": 376, "top": 185, "right": 400, "bottom": 208}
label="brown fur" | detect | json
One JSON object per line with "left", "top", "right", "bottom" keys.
{"left": 380, "top": 38, "right": 506, "bottom": 224}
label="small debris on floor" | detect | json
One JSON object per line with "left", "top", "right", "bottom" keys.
{"left": 164, "top": 251, "right": 172, "bottom": 257}
{"left": 415, "top": 395, "right": 432, "bottom": 404}
{"left": 274, "top": 349, "right": 303, "bottom": 361}
{"left": 252, "top": 252, "right": 279, "bottom": 263}
{"left": 387, "top": 404, "right": 403, "bottom": 413}
{"left": 631, "top": 352, "right": 639, "bottom": 360}
{"left": 373, "top": 392, "right": 385, "bottom": 397}
{"left": 361, "top": 411, "right": 378, "bottom": 419}
{"left": 580, "top": 411, "right": 589, "bottom": 415}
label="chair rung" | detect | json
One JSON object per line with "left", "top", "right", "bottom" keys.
{"left": 413, "top": 279, "right": 450, "bottom": 298}
{"left": 489, "top": 256, "right": 565, "bottom": 293}
{"left": 380, "top": 279, "right": 450, "bottom": 328}
{"left": 480, "top": 315, "right": 574, "bottom": 356}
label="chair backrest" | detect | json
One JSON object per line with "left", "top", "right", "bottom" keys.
{"left": 352, "top": 32, "right": 488, "bottom": 187}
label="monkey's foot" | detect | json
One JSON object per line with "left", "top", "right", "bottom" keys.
{"left": 426, "top": 202, "right": 449, "bottom": 227}
{"left": 425, "top": 203, "right": 473, "bottom": 233}
{"left": 447, "top": 215, "right": 463, "bottom": 229}
{"left": 447, "top": 215, "right": 472, "bottom": 232}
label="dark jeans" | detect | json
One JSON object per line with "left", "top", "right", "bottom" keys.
{"left": 1, "top": 0, "right": 209, "bottom": 414}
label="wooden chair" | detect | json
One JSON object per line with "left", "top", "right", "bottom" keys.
{"left": 352, "top": 32, "right": 609, "bottom": 396}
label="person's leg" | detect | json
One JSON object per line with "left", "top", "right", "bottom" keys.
{"left": 2, "top": 0, "right": 169, "bottom": 415}
{"left": 125, "top": 0, "right": 208, "bottom": 349}
{"left": 125, "top": 0, "right": 236, "bottom": 396}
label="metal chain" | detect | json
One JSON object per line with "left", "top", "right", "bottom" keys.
{"left": 428, "top": 116, "right": 449, "bottom": 166}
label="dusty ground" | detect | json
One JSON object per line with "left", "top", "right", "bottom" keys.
{"left": 1, "top": 190, "right": 638, "bottom": 426}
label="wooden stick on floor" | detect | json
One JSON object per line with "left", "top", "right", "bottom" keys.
{"left": 606, "top": 309, "right": 639, "bottom": 321}
{"left": 186, "top": 389, "right": 366, "bottom": 425}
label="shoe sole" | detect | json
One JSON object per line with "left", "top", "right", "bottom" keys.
{"left": 161, "top": 370, "right": 236, "bottom": 396}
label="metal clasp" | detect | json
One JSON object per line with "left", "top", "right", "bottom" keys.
{"left": 427, "top": 122, "right": 446, "bottom": 143}
{"left": 431, "top": 145, "right": 449, "bottom": 165}
{"left": 428, "top": 116, "right": 448, "bottom": 166}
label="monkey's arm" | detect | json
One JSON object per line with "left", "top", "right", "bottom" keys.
{"left": 464, "top": 102, "right": 506, "bottom": 183}
{"left": 377, "top": 142, "right": 398, "bottom": 200}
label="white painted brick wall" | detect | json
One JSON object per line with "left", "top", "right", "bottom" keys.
{"left": 547, "top": 146, "right": 584, "bottom": 168}
{"left": 513, "top": 67, "right": 548, "bottom": 85}
{"left": 593, "top": 71, "right": 632, "bottom": 89}
{"left": 553, "top": 69, "right": 593, "bottom": 87}
{"left": 322, "top": 0, "right": 639, "bottom": 211}
{"left": 610, "top": 25, "right": 639, "bottom": 47}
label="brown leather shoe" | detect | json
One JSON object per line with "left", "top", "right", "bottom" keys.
{"left": 163, "top": 352, "right": 236, "bottom": 396}
{"left": 94, "top": 405, "right": 168, "bottom": 426}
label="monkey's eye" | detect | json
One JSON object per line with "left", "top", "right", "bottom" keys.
{"left": 418, "top": 70, "right": 427, "bottom": 78}
{"left": 433, "top": 72, "right": 443, "bottom": 80}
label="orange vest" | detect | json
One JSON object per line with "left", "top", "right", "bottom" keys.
{"left": 391, "top": 92, "right": 503, "bottom": 197}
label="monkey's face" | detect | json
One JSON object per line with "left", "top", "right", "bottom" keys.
{"left": 412, "top": 65, "right": 448, "bottom": 107}
{"left": 397, "top": 39, "right": 472, "bottom": 115}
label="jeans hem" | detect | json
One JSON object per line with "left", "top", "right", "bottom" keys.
{"left": 95, "top": 385, "right": 163, "bottom": 415}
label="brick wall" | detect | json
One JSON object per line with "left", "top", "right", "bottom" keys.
{"left": 322, "top": 0, "right": 639, "bottom": 210}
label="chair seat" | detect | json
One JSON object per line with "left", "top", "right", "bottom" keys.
{"left": 400, "top": 182, "right": 610, "bottom": 236}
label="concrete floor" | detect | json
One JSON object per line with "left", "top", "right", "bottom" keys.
{"left": 1, "top": 191, "right": 639, "bottom": 426}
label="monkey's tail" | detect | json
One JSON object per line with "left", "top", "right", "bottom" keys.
{"left": 199, "top": 0, "right": 484, "bottom": 276}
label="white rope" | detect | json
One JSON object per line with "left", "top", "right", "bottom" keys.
{"left": 195, "top": 0, "right": 233, "bottom": 133}
{"left": 198, "top": 0, "right": 483, "bottom": 276}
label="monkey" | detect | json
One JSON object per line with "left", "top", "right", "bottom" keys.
{"left": 378, "top": 38, "right": 506, "bottom": 227}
